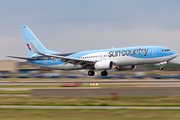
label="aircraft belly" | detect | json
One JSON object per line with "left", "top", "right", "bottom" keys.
{"left": 114, "top": 55, "right": 174, "bottom": 66}
{"left": 113, "top": 56, "right": 140, "bottom": 66}
{"left": 54, "top": 64, "right": 82, "bottom": 70}
{"left": 29, "top": 55, "right": 175, "bottom": 70}
{"left": 38, "top": 64, "right": 82, "bottom": 70}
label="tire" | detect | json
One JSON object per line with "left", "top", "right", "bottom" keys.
{"left": 88, "top": 71, "right": 95, "bottom": 76}
{"left": 101, "top": 71, "right": 108, "bottom": 76}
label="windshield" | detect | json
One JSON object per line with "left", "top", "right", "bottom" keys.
{"left": 162, "top": 49, "right": 170, "bottom": 52}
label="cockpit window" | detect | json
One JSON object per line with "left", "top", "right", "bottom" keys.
{"left": 162, "top": 49, "right": 171, "bottom": 52}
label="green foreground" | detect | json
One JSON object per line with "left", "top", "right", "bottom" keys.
{"left": 1, "top": 96, "right": 180, "bottom": 106}
{"left": 0, "top": 90, "right": 30, "bottom": 94}
{"left": 0, "top": 109, "right": 180, "bottom": 120}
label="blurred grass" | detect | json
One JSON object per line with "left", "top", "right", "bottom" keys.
{"left": 0, "top": 90, "right": 30, "bottom": 94}
{"left": 0, "top": 109, "right": 180, "bottom": 120}
{"left": 1, "top": 96, "right": 180, "bottom": 106}
{"left": 0, "top": 85, "right": 60, "bottom": 88}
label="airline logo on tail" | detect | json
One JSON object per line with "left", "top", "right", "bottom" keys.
{"left": 26, "top": 44, "right": 32, "bottom": 51}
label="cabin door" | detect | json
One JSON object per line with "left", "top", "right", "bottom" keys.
{"left": 44, "top": 57, "right": 48, "bottom": 66}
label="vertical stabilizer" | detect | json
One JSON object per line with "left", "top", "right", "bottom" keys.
{"left": 21, "top": 25, "right": 59, "bottom": 58}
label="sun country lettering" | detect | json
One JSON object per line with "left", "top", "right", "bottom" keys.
{"left": 108, "top": 48, "right": 149, "bottom": 57}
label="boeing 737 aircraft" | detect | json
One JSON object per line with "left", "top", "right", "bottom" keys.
{"left": 7, "top": 25, "right": 177, "bottom": 76}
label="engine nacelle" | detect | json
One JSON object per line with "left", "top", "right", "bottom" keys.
{"left": 116, "top": 65, "right": 136, "bottom": 71}
{"left": 94, "top": 61, "right": 113, "bottom": 70}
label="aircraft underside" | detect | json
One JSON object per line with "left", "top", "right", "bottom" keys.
{"left": 28, "top": 54, "right": 177, "bottom": 76}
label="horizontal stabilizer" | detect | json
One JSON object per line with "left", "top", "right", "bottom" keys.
{"left": 6, "top": 56, "right": 36, "bottom": 60}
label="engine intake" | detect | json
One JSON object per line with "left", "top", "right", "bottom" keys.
{"left": 94, "top": 61, "right": 113, "bottom": 70}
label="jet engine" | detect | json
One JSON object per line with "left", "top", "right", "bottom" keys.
{"left": 116, "top": 65, "right": 136, "bottom": 71}
{"left": 94, "top": 60, "right": 113, "bottom": 70}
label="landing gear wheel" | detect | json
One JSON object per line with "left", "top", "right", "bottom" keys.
{"left": 88, "top": 71, "right": 95, "bottom": 76}
{"left": 101, "top": 70, "right": 108, "bottom": 76}
{"left": 160, "top": 66, "right": 163, "bottom": 70}
{"left": 159, "top": 66, "right": 163, "bottom": 70}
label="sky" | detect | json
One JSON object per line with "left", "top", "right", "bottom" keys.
{"left": 1, "top": 0, "right": 180, "bottom": 63}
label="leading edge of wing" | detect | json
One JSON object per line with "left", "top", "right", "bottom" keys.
{"left": 6, "top": 56, "right": 37, "bottom": 60}
{"left": 29, "top": 42, "right": 95, "bottom": 64}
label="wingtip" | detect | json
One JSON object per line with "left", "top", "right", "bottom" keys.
{"left": 6, "top": 56, "right": 12, "bottom": 58}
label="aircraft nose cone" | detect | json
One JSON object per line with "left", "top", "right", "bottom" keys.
{"left": 171, "top": 51, "right": 177, "bottom": 58}
{"left": 175, "top": 53, "right": 177, "bottom": 56}
{"left": 175, "top": 54, "right": 178, "bottom": 58}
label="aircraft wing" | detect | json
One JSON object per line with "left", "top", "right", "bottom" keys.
{"left": 29, "top": 42, "right": 96, "bottom": 67}
{"left": 38, "top": 53, "right": 95, "bottom": 66}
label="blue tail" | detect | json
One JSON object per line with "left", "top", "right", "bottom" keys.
{"left": 21, "top": 25, "right": 59, "bottom": 58}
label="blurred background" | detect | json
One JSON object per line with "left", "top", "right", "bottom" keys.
{"left": 1, "top": 0, "right": 180, "bottom": 63}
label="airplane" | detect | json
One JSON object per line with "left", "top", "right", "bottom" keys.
{"left": 7, "top": 25, "right": 177, "bottom": 76}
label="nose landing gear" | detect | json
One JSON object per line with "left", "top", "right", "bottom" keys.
{"left": 159, "top": 61, "right": 168, "bottom": 70}
{"left": 160, "top": 66, "right": 163, "bottom": 70}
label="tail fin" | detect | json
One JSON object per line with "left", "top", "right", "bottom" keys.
{"left": 21, "top": 25, "right": 59, "bottom": 58}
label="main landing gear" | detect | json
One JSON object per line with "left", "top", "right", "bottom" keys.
{"left": 88, "top": 71, "right": 95, "bottom": 76}
{"left": 101, "top": 70, "right": 108, "bottom": 76}
{"left": 88, "top": 70, "right": 108, "bottom": 76}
